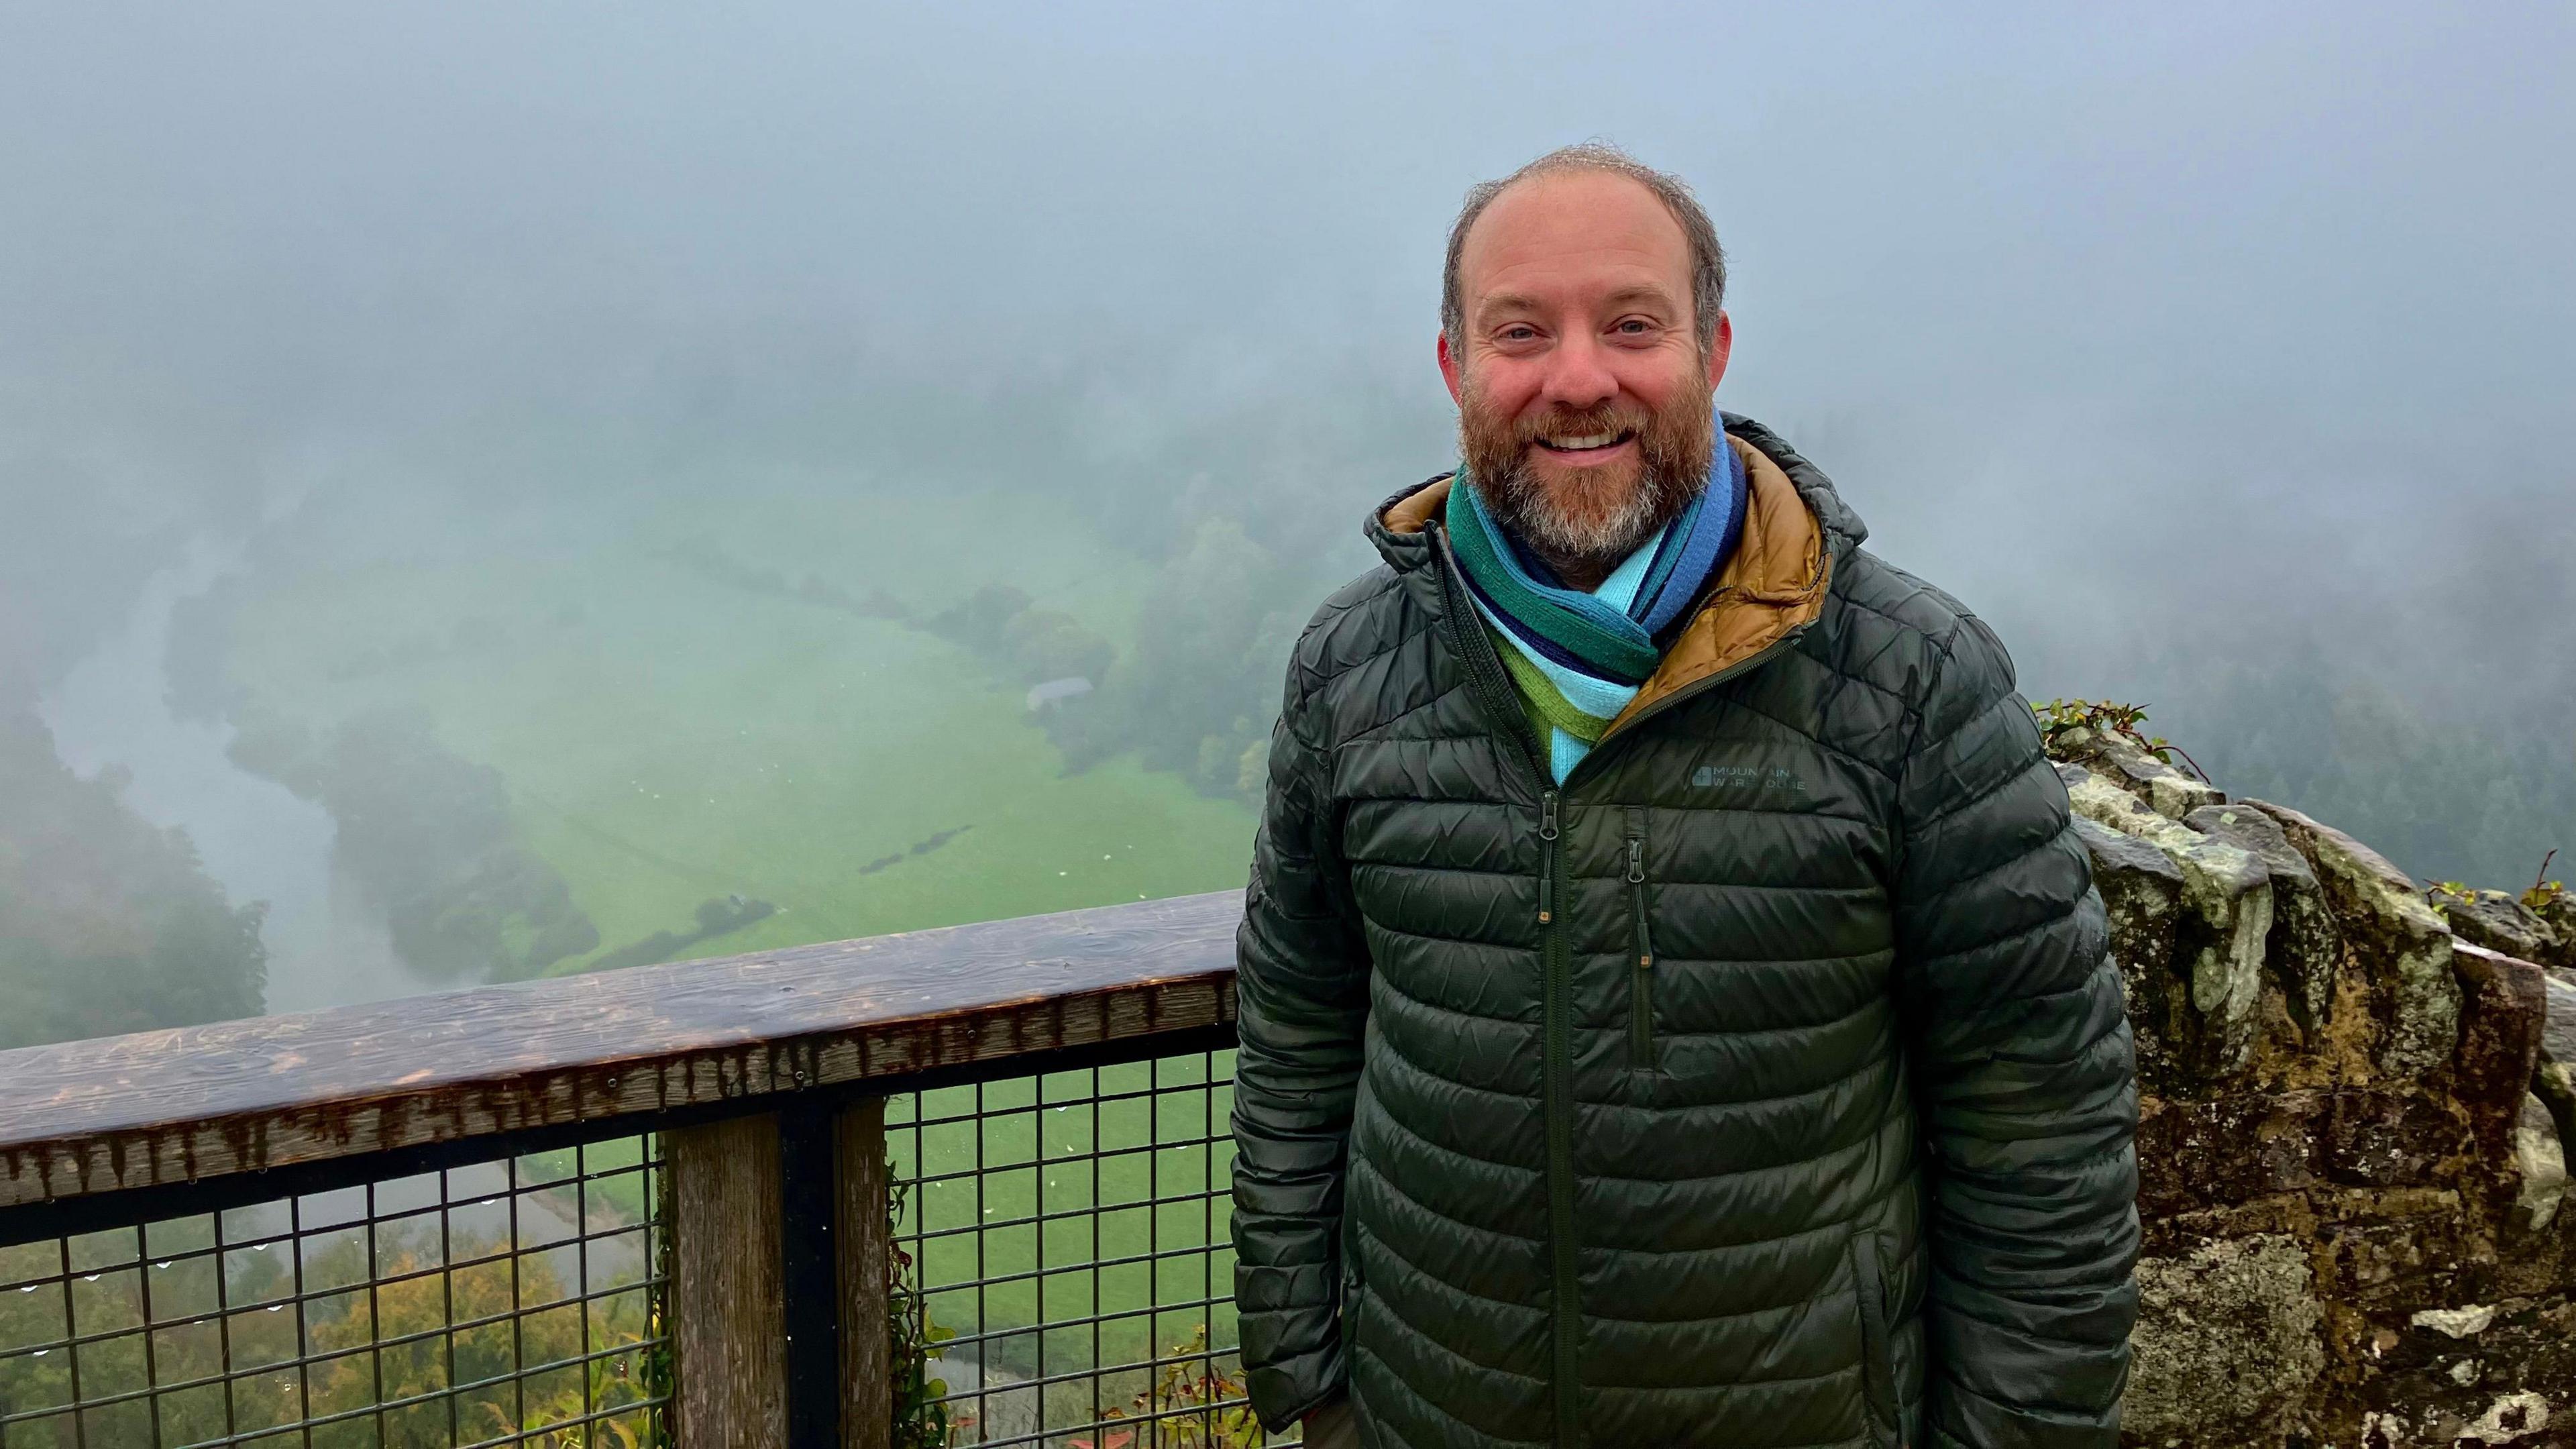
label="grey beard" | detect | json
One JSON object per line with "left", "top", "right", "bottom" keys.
{"left": 1484, "top": 460, "right": 1699, "bottom": 568}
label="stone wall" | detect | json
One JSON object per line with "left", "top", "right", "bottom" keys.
{"left": 2048, "top": 727, "right": 2576, "bottom": 1448}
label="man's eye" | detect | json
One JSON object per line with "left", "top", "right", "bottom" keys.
{"left": 1500, "top": 326, "right": 1538, "bottom": 342}
{"left": 1615, "top": 319, "right": 1654, "bottom": 335}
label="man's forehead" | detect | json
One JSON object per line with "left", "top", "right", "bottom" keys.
{"left": 1459, "top": 170, "right": 1691, "bottom": 305}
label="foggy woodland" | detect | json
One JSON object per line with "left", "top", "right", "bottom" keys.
{"left": 3, "top": 5, "right": 2569, "bottom": 1048}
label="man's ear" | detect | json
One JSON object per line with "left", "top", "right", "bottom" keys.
{"left": 1704, "top": 310, "right": 1733, "bottom": 394}
{"left": 1437, "top": 331, "right": 1465, "bottom": 407}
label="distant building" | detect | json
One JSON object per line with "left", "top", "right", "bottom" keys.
{"left": 1026, "top": 676, "right": 1093, "bottom": 712}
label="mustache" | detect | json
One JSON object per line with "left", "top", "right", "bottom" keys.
{"left": 1505, "top": 402, "right": 1652, "bottom": 447}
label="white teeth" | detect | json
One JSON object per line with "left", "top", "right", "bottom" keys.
{"left": 1546, "top": 431, "right": 1621, "bottom": 450}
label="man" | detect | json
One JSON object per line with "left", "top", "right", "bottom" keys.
{"left": 1228, "top": 144, "right": 2140, "bottom": 1449}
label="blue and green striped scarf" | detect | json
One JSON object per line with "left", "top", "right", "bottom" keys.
{"left": 1448, "top": 431, "right": 1748, "bottom": 781}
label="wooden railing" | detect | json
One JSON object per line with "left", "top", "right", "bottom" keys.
{"left": 0, "top": 892, "right": 1248, "bottom": 1449}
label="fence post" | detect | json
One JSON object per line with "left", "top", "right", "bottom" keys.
{"left": 666, "top": 1114, "right": 790, "bottom": 1448}
{"left": 837, "top": 1098, "right": 893, "bottom": 1449}
{"left": 663, "top": 1100, "right": 891, "bottom": 1449}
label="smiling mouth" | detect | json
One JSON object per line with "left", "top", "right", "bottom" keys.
{"left": 1533, "top": 429, "right": 1636, "bottom": 455}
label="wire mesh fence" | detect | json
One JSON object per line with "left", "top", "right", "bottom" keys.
{"left": 888, "top": 1046, "right": 1299, "bottom": 1448}
{"left": 0, "top": 1136, "right": 667, "bottom": 1449}
{"left": 3, "top": 1043, "right": 1301, "bottom": 1449}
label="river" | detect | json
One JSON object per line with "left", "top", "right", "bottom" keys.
{"left": 38, "top": 541, "right": 421, "bottom": 1013}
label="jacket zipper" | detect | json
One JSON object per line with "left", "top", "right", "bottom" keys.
{"left": 1538, "top": 793, "right": 1558, "bottom": 926}
{"left": 1624, "top": 808, "right": 1654, "bottom": 1071}
{"left": 1538, "top": 786, "right": 1580, "bottom": 1442}
{"left": 1428, "top": 527, "right": 1583, "bottom": 1446}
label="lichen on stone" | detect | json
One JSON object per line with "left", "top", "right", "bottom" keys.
{"left": 2251, "top": 800, "right": 2463, "bottom": 1080}
{"left": 2042, "top": 712, "right": 2571, "bottom": 1444}
{"left": 2410, "top": 1303, "right": 2498, "bottom": 1338}
{"left": 2123, "top": 1234, "right": 2324, "bottom": 1439}
{"left": 2065, "top": 769, "right": 2271, "bottom": 1076}
{"left": 2513, "top": 1093, "right": 2567, "bottom": 1234}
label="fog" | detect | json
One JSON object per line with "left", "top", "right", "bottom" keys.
{"left": 3, "top": 3, "right": 2570, "bottom": 1032}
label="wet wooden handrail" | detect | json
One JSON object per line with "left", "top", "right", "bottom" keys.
{"left": 0, "top": 890, "right": 1242, "bottom": 1210}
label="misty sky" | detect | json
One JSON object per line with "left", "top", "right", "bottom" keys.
{"left": 4, "top": 1, "right": 2571, "bottom": 706}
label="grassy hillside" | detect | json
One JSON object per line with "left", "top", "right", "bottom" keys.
{"left": 211, "top": 482, "right": 1256, "bottom": 979}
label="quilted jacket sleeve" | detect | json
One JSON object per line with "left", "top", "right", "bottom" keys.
{"left": 1229, "top": 664, "right": 1373, "bottom": 1430}
{"left": 1893, "top": 613, "right": 2142, "bottom": 1449}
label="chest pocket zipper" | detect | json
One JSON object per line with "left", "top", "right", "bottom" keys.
{"left": 1625, "top": 806, "right": 1655, "bottom": 1071}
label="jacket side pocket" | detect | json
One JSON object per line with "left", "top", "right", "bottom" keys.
{"left": 1849, "top": 1230, "right": 1899, "bottom": 1447}
{"left": 1339, "top": 1210, "right": 1366, "bottom": 1353}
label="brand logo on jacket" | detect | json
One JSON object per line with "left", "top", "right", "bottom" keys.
{"left": 1690, "top": 763, "right": 1810, "bottom": 797}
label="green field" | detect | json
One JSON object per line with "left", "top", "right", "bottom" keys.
{"left": 216, "top": 480, "right": 1257, "bottom": 971}
{"left": 170, "top": 482, "right": 1272, "bottom": 1441}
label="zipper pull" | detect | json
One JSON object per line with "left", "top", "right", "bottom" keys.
{"left": 1625, "top": 837, "right": 1645, "bottom": 885}
{"left": 1536, "top": 792, "right": 1560, "bottom": 925}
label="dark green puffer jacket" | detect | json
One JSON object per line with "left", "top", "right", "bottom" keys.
{"left": 1229, "top": 417, "right": 2140, "bottom": 1449}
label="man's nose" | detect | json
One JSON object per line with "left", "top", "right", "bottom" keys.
{"left": 1538, "top": 333, "right": 1619, "bottom": 411}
